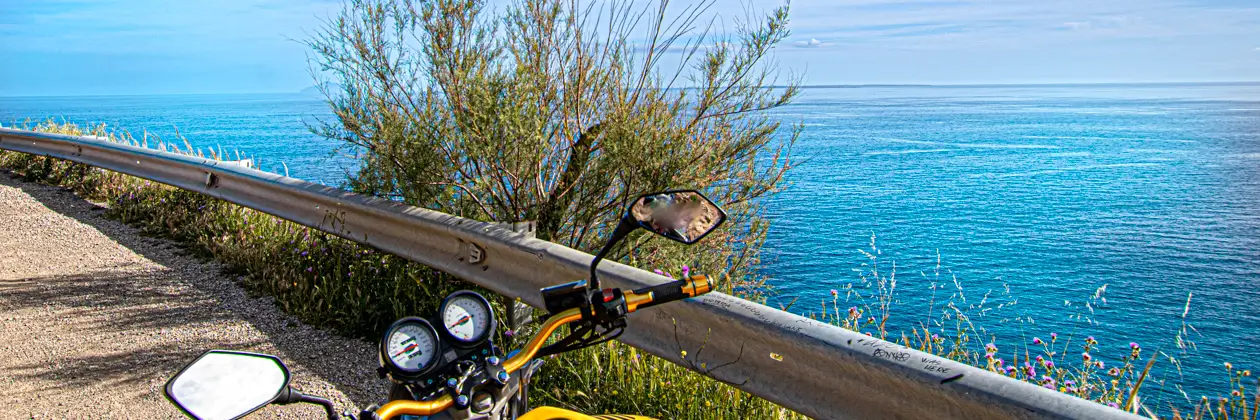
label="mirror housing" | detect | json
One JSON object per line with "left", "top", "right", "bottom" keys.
{"left": 584, "top": 189, "right": 727, "bottom": 290}
{"left": 627, "top": 190, "right": 727, "bottom": 244}
{"left": 165, "top": 350, "right": 291, "bottom": 420}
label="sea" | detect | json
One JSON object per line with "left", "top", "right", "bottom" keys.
{"left": 3, "top": 83, "right": 1257, "bottom": 409}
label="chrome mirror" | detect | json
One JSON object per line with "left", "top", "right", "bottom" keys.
{"left": 628, "top": 190, "right": 727, "bottom": 244}
{"left": 164, "top": 350, "right": 291, "bottom": 420}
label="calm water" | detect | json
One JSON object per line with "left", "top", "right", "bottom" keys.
{"left": 3, "top": 84, "right": 1257, "bottom": 405}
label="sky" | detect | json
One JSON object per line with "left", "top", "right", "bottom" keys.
{"left": 0, "top": 0, "right": 1257, "bottom": 96}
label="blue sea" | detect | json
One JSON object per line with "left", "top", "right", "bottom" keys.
{"left": 3, "top": 83, "right": 1257, "bottom": 408}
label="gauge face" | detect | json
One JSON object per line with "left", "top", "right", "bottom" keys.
{"left": 441, "top": 292, "right": 493, "bottom": 344}
{"left": 384, "top": 320, "right": 438, "bottom": 373}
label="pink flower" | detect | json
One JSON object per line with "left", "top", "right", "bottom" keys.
{"left": 1082, "top": 352, "right": 1091, "bottom": 362}
{"left": 1033, "top": 337, "right": 1043, "bottom": 345}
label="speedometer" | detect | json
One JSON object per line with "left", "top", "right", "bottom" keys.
{"left": 381, "top": 317, "right": 439, "bottom": 376}
{"left": 440, "top": 291, "right": 495, "bottom": 345}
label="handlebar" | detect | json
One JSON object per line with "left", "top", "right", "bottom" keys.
{"left": 373, "top": 275, "right": 713, "bottom": 419}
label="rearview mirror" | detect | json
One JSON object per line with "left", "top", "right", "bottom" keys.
{"left": 629, "top": 190, "right": 727, "bottom": 244}
{"left": 165, "top": 350, "right": 291, "bottom": 420}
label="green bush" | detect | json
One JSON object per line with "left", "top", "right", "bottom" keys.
{"left": 1, "top": 121, "right": 803, "bottom": 418}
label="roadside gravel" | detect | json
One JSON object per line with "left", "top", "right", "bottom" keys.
{"left": 0, "top": 170, "right": 389, "bottom": 419}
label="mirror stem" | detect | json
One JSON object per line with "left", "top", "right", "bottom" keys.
{"left": 589, "top": 217, "right": 638, "bottom": 291}
{"left": 275, "top": 386, "right": 339, "bottom": 420}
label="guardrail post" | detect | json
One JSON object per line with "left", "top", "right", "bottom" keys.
{"left": 493, "top": 222, "right": 536, "bottom": 331}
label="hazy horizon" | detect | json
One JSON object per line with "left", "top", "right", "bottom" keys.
{"left": 1, "top": 80, "right": 1258, "bottom": 99}
{"left": 2, "top": 0, "right": 1258, "bottom": 96}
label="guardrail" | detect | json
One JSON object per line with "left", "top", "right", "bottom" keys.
{"left": 0, "top": 127, "right": 1140, "bottom": 419}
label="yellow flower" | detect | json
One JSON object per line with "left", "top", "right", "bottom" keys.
{"left": 681, "top": 350, "right": 688, "bottom": 359}
{"left": 1225, "top": 362, "right": 1233, "bottom": 370}
{"left": 706, "top": 401, "right": 712, "bottom": 407}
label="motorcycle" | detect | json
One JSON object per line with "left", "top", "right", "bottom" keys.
{"left": 162, "top": 189, "right": 728, "bottom": 420}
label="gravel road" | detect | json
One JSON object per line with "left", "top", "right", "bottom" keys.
{"left": 0, "top": 170, "right": 389, "bottom": 419}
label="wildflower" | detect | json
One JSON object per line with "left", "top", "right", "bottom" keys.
{"left": 1035, "top": 355, "right": 1044, "bottom": 363}
{"left": 505, "top": 330, "right": 514, "bottom": 337}
{"left": 1065, "top": 380, "right": 1076, "bottom": 386}
{"left": 1043, "top": 383, "right": 1054, "bottom": 389}
{"left": 995, "top": 358, "right": 1004, "bottom": 367}
{"left": 985, "top": 353, "right": 994, "bottom": 360}
{"left": 348, "top": 272, "right": 353, "bottom": 277}
{"left": 1224, "top": 362, "right": 1233, "bottom": 370}
{"left": 1086, "top": 336, "right": 1096, "bottom": 344}
{"left": 1108, "top": 367, "right": 1120, "bottom": 376}
{"left": 864, "top": 332, "right": 872, "bottom": 336}
{"left": 1050, "top": 332, "right": 1057, "bottom": 341}
{"left": 301, "top": 251, "right": 308, "bottom": 257}
{"left": 680, "top": 350, "right": 687, "bottom": 359}
{"left": 682, "top": 265, "right": 691, "bottom": 277}
{"left": 1243, "top": 370, "right": 1252, "bottom": 377}
{"left": 866, "top": 316, "right": 875, "bottom": 323}
{"left": 1129, "top": 342, "right": 1139, "bottom": 349}
{"left": 1082, "top": 352, "right": 1091, "bottom": 362}
{"left": 830, "top": 289, "right": 838, "bottom": 297}
{"left": 1066, "top": 386, "right": 1077, "bottom": 393}
{"left": 1233, "top": 390, "right": 1242, "bottom": 397}
{"left": 985, "top": 343, "right": 998, "bottom": 353}
{"left": 1033, "top": 337, "right": 1043, "bottom": 345}
{"left": 305, "top": 267, "right": 313, "bottom": 272}
{"left": 653, "top": 269, "right": 666, "bottom": 276}
{"left": 1107, "top": 402, "right": 1119, "bottom": 409}
{"left": 1045, "top": 361, "right": 1055, "bottom": 369}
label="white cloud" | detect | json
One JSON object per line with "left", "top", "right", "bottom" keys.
{"left": 793, "top": 38, "right": 826, "bottom": 48}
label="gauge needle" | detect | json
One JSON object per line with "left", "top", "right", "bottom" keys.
{"left": 393, "top": 343, "right": 419, "bottom": 358}
{"left": 448, "top": 315, "right": 471, "bottom": 329}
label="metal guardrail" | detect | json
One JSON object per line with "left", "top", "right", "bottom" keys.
{"left": 0, "top": 127, "right": 1141, "bottom": 419}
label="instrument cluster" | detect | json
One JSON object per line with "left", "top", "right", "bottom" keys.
{"left": 379, "top": 290, "right": 500, "bottom": 389}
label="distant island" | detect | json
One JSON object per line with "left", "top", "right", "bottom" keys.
{"left": 300, "top": 83, "right": 344, "bottom": 97}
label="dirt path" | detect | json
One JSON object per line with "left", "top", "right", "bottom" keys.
{"left": 0, "top": 171, "right": 388, "bottom": 419}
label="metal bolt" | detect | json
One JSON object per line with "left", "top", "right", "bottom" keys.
{"left": 496, "top": 371, "right": 509, "bottom": 383}
{"left": 456, "top": 395, "right": 469, "bottom": 406}
{"left": 447, "top": 377, "right": 458, "bottom": 387}
{"left": 487, "top": 356, "right": 500, "bottom": 366}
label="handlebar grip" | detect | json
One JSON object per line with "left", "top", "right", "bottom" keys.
{"left": 633, "top": 275, "right": 712, "bottom": 310}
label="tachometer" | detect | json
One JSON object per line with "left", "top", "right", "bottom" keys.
{"left": 440, "top": 291, "right": 495, "bottom": 345}
{"left": 381, "top": 317, "right": 439, "bottom": 376}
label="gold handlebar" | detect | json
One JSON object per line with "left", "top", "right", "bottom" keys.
{"left": 374, "top": 275, "right": 711, "bottom": 418}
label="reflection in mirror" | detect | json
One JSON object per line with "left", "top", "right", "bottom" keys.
{"left": 630, "top": 190, "right": 726, "bottom": 244}
{"left": 167, "top": 351, "right": 289, "bottom": 420}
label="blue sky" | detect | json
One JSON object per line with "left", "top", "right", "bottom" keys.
{"left": 0, "top": 0, "right": 1257, "bottom": 96}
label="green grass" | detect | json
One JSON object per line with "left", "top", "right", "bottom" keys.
{"left": 0, "top": 121, "right": 802, "bottom": 419}
{"left": 3, "top": 121, "right": 1253, "bottom": 420}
